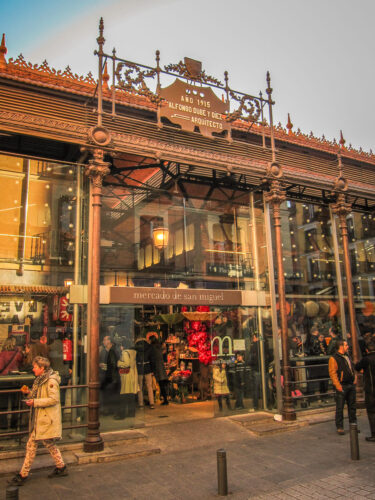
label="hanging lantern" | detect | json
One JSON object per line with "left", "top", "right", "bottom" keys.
{"left": 152, "top": 226, "right": 169, "bottom": 249}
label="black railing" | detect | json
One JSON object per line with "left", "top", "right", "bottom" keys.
{"left": 0, "top": 384, "right": 88, "bottom": 439}
{"left": 288, "top": 355, "right": 334, "bottom": 411}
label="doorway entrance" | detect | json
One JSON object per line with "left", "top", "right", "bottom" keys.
{"left": 98, "top": 302, "right": 274, "bottom": 432}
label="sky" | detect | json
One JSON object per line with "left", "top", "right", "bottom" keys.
{"left": 1, "top": 0, "right": 375, "bottom": 152}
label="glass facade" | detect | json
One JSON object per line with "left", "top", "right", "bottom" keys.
{"left": 96, "top": 186, "right": 272, "bottom": 429}
{"left": 1, "top": 151, "right": 375, "bottom": 440}
{"left": 335, "top": 211, "right": 375, "bottom": 341}
{"left": 100, "top": 186, "right": 266, "bottom": 291}
{"left": 0, "top": 154, "right": 88, "bottom": 445}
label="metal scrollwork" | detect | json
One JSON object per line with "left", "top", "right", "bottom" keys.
{"left": 115, "top": 62, "right": 163, "bottom": 104}
{"left": 225, "top": 92, "right": 261, "bottom": 123}
{"left": 164, "top": 60, "right": 223, "bottom": 87}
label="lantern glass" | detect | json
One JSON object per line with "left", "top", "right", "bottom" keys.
{"left": 153, "top": 227, "right": 169, "bottom": 249}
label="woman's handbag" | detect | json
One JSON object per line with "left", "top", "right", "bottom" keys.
{"left": 118, "top": 351, "right": 130, "bottom": 375}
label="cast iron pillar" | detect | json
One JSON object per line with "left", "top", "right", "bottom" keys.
{"left": 264, "top": 180, "right": 296, "bottom": 421}
{"left": 83, "top": 149, "right": 110, "bottom": 453}
{"left": 264, "top": 71, "right": 296, "bottom": 421}
{"left": 331, "top": 194, "right": 360, "bottom": 363}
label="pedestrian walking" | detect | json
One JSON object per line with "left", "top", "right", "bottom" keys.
{"left": 7, "top": 356, "right": 67, "bottom": 486}
{"left": 328, "top": 339, "right": 357, "bottom": 435}
{"left": 355, "top": 339, "right": 375, "bottom": 442}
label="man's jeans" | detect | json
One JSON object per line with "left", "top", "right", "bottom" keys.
{"left": 335, "top": 383, "right": 357, "bottom": 429}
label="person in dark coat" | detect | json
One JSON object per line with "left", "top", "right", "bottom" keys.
{"left": 355, "top": 339, "right": 375, "bottom": 441}
{"left": 305, "top": 327, "right": 326, "bottom": 399}
{"left": 48, "top": 336, "right": 71, "bottom": 407}
{"left": 134, "top": 335, "right": 154, "bottom": 409}
{"left": 234, "top": 352, "right": 246, "bottom": 409}
{"left": 0, "top": 337, "right": 24, "bottom": 429}
{"left": 249, "top": 334, "right": 271, "bottom": 410}
{"left": 327, "top": 327, "right": 341, "bottom": 356}
{"left": 149, "top": 335, "right": 169, "bottom": 405}
{"left": 100, "top": 336, "right": 120, "bottom": 415}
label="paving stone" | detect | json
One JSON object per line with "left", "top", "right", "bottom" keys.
{"left": 1, "top": 413, "right": 375, "bottom": 499}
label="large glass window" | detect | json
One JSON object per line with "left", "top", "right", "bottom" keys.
{"left": 335, "top": 211, "right": 375, "bottom": 341}
{"left": 100, "top": 186, "right": 268, "bottom": 291}
{"left": 271, "top": 200, "right": 340, "bottom": 410}
{"left": 0, "top": 154, "right": 88, "bottom": 445}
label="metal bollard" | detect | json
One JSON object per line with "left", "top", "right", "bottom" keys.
{"left": 6, "top": 486, "right": 19, "bottom": 500}
{"left": 217, "top": 449, "right": 228, "bottom": 496}
{"left": 350, "top": 423, "right": 360, "bottom": 461}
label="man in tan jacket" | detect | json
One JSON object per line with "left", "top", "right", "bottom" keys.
{"left": 8, "top": 356, "right": 67, "bottom": 486}
{"left": 328, "top": 340, "right": 357, "bottom": 435}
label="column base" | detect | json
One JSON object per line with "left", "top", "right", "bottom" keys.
{"left": 83, "top": 436, "right": 104, "bottom": 453}
{"left": 282, "top": 405, "right": 297, "bottom": 421}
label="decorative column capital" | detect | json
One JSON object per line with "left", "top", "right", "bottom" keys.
{"left": 264, "top": 180, "right": 286, "bottom": 207}
{"left": 85, "top": 149, "right": 110, "bottom": 188}
{"left": 331, "top": 193, "right": 352, "bottom": 219}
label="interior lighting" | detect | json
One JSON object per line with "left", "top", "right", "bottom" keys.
{"left": 152, "top": 226, "right": 169, "bottom": 249}
{"left": 64, "top": 279, "right": 73, "bottom": 287}
{"left": 46, "top": 184, "right": 50, "bottom": 189}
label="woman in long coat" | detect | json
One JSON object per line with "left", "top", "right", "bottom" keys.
{"left": 116, "top": 340, "right": 139, "bottom": 419}
{"left": 150, "top": 336, "right": 169, "bottom": 405}
{"left": 213, "top": 362, "right": 231, "bottom": 410}
{"left": 8, "top": 355, "right": 67, "bottom": 486}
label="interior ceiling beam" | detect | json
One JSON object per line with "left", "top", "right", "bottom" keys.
{"left": 106, "top": 158, "right": 375, "bottom": 212}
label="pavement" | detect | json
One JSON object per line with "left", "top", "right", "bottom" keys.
{"left": 1, "top": 411, "right": 375, "bottom": 499}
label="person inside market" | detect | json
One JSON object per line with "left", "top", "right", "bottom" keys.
{"left": 305, "top": 326, "right": 328, "bottom": 402}
{"left": 23, "top": 332, "right": 49, "bottom": 372}
{"left": 48, "top": 333, "right": 71, "bottom": 409}
{"left": 212, "top": 360, "right": 231, "bottom": 411}
{"left": 134, "top": 331, "right": 155, "bottom": 409}
{"left": 115, "top": 338, "right": 138, "bottom": 420}
{"left": 355, "top": 336, "right": 375, "bottom": 442}
{"left": 326, "top": 326, "right": 341, "bottom": 355}
{"left": 248, "top": 333, "right": 272, "bottom": 411}
{"left": 100, "top": 335, "right": 120, "bottom": 416}
{"left": 149, "top": 334, "right": 169, "bottom": 406}
{"left": 234, "top": 351, "right": 246, "bottom": 409}
{"left": 0, "top": 336, "right": 24, "bottom": 429}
